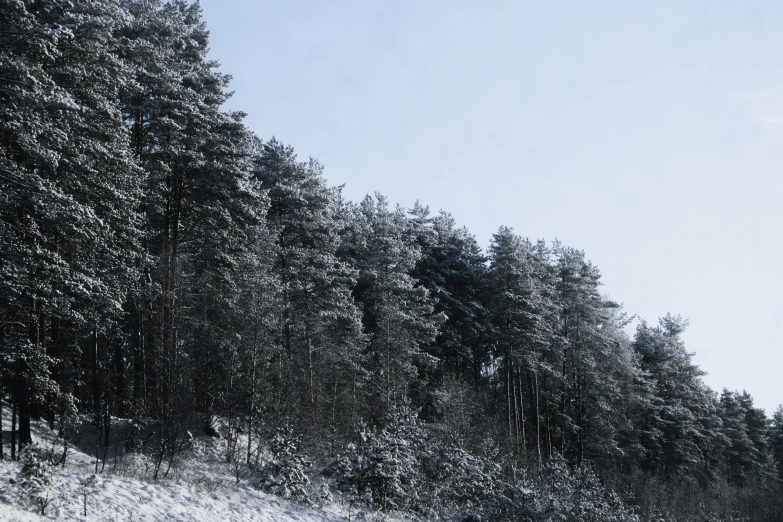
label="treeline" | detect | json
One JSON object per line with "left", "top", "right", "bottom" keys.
{"left": 1, "top": 1, "right": 782, "bottom": 521}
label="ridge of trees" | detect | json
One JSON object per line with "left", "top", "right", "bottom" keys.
{"left": 1, "top": 1, "right": 781, "bottom": 520}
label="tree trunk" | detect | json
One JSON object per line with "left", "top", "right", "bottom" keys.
{"left": 513, "top": 364, "right": 521, "bottom": 443}
{"left": 161, "top": 174, "right": 171, "bottom": 411}
{"left": 332, "top": 369, "right": 338, "bottom": 430}
{"left": 0, "top": 372, "right": 3, "bottom": 460}
{"left": 534, "top": 371, "right": 541, "bottom": 468}
{"left": 45, "top": 316, "right": 59, "bottom": 429}
{"left": 170, "top": 177, "right": 182, "bottom": 379}
{"left": 92, "top": 325, "right": 101, "bottom": 419}
{"left": 560, "top": 353, "right": 568, "bottom": 456}
{"left": 18, "top": 310, "right": 37, "bottom": 448}
{"left": 506, "top": 348, "right": 513, "bottom": 442}
{"left": 576, "top": 372, "right": 584, "bottom": 467}
{"left": 306, "top": 321, "right": 315, "bottom": 423}
{"left": 544, "top": 377, "right": 552, "bottom": 460}
{"left": 10, "top": 392, "right": 16, "bottom": 460}
{"left": 517, "top": 368, "right": 526, "bottom": 454}
{"left": 93, "top": 325, "right": 102, "bottom": 474}
{"left": 17, "top": 379, "right": 31, "bottom": 447}
{"left": 133, "top": 302, "right": 146, "bottom": 410}
{"left": 247, "top": 321, "right": 258, "bottom": 465}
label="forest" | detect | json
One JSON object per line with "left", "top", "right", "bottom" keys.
{"left": 1, "top": 1, "right": 783, "bottom": 521}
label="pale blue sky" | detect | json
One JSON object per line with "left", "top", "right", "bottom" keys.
{"left": 201, "top": 0, "right": 783, "bottom": 414}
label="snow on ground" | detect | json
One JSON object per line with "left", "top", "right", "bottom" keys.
{"left": 0, "top": 459, "right": 351, "bottom": 522}
{"left": 0, "top": 410, "right": 397, "bottom": 522}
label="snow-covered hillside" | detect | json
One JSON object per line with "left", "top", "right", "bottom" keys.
{"left": 0, "top": 462, "right": 352, "bottom": 522}
{"left": 0, "top": 414, "right": 388, "bottom": 522}
{"left": 1, "top": 465, "right": 341, "bottom": 522}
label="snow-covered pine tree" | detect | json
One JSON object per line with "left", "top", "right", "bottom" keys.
{"left": 326, "top": 402, "right": 429, "bottom": 512}
{"left": 771, "top": 406, "right": 783, "bottom": 481}
{"left": 117, "top": 1, "right": 271, "bottom": 446}
{"left": 0, "top": 0, "right": 139, "bottom": 449}
{"left": 630, "top": 316, "right": 724, "bottom": 482}
{"left": 117, "top": 0, "right": 223, "bottom": 421}
{"left": 432, "top": 436, "right": 502, "bottom": 511}
{"left": 16, "top": 444, "right": 54, "bottom": 515}
{"left": 258, "top": 425, "right": 312, "bottom": 502}
{"left": 719, "top": 390, "right": 778, "bottom": 486}
{"left": 340, "top": 194, "right": 444, "bottom": 420}
{"left": 39, "top": 1, "right": 147, "bottom": 451}
{"left": 737, "top": 391, "right": 779, "bottom": 484}
{"left": 1, "top": 0, "right": 69, "bottom": 450}
{"left": 254, "top": 138, "right": 365, "bottom": 434}
{"left": 486, "top": 228, "right": 563, "bottom": 461}
{"left": 553, "top": 243, "right": 630, "bottom": 466}
{"left": 408, "top": 207, "right": 488, "bottom": 392}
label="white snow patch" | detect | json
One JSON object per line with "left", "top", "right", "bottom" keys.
{"left": 0, "top": 409, "right": 403, "bottom": 522}
{"left": 0, "top": 460, "right": 348, "bottom": 521}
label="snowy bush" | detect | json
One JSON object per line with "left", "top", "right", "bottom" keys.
{"left": 492, "top": 459, "right": 640, "bottom": 522}
{"left": 431, "top": 437, "right": 503, "bottom": 511}
{"left": 257, "top": 426, "right": 312, "bottom": 503}
{"left": 16, "top": 443, "right": 56, "bottom": 515}
{"left": 324, "top": 439, "right": 365, "bottom": 505}
{"left": 325, "top": 403, "right": 430, "bottom": 512}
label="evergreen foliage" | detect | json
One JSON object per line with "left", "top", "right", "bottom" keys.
{"left": 0, "top": 2, "right": 780, "bottom": 521}
{"left": 258, "top": 426, "right": 312, "bottom": 502}
{"left": 16, "top": 443, "right": 53, "bottom": 514}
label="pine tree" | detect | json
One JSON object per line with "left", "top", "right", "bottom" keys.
{"left": 770, "top": 406, "right": 783, "bottom": 481}
{"left": 409, "top": 207, "right": 488, "bottom": 389}
{"left": 115, "top": 1, "right": 272, "bottom": 468}
{"left": 1, "top": 0, "right": 142, "bottom": 448}
{"left": 16, "top": 443, "right": 54, "bottom": 515}
{"left": 486, "top": 227, "right": 561, "bottom": 460}
{"left": 737, "top": 391, "right": 777, "bottom": 482}
{"left": 553, "top": 244, "right": 631, "bottom": 466}
{"left": 631, "top": 316, "right": 724, "bottom": 482}
{"left": 254, "top": 138, "right": 364, "bottom": 434}
{"left": 719, "top": 390, "right": 777, "bottom": 486}
{"left": 341, "top": 194, "right": 443, "bottom": 419}
{"left": 327, "top": 402, "right": 429, "bottom": 511}
{"left": 258, "top": 425, "right": 312, "bottom": 502}
{"left": 432, "top": 436, "right": 501, "bottom": 511}
{"left": 719, "top": 389, "right": 758, "bottom": 486}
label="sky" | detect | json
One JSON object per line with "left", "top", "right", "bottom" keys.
{"left": 200, "top": 0, "right": 783, "bottom": 415}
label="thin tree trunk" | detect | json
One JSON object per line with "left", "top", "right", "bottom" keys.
{"left": 560, "top": 354, "right": 568, "bottom": 456}
{"left": 576, "top": 372, "right": 584, "bottom": 466}
{"left": 332, "top": 365, "right": 338, "bottom": 429}
{"left": 534, "top": 371, "right": 541, "bottom": 468}
{"left": 11, "top": 393, "right": 16, "bottom": 460}
{"left": 170, "top": 178, "right": 182, "bottom": 383}
{"left": 100, "top": 420, "right": 110, "bottom": 474}
{"left": 0, "top": 372, "right": 3, "bottom": 460}
{"left": 560, "top": 313, "right": 569, "bottom": 456}
{"left": 306, "top": 321, "right": 315, "bottom": 423}
{"left": 133, "top": 303, "right": 146, "bottom": 411}
{"left": 227, "top": 342, "right": 236, "bottom": 462}
{"left": 161, "top": 174, "right": 171, "bottom": 412}
{"left": 544, "top": 377, "right": 552, "bottom": 460}
{"left": 17, "top": 373, "right": 31, "bottom": 447}
{"left": 18, "top": 311, "right": 36, "bottom": 448}
{"left": 513, "top": 365, "right": 520, "bottom": 439}
{"left": 507, "top": 348, "right": 513, "bottom": 442}
{"left": 472, "top": 345, "right": 482, "bottom": 390}
{"left": 93, "top": 324, "right": 101, "bottom": 473}
{"left": 247, "top": 322, "right": 258, "bottom": 465}
{"left": 517, "top": 368, "right": 526, "bottom": 454}
{"left": 46, "top": 316, "right": 59, "bottom": 429}
{"left": 351, "top": 370, "right": 357, "bottom": 437}
{"left": 385, "top": 317, "right": 392, "bottom": 409}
